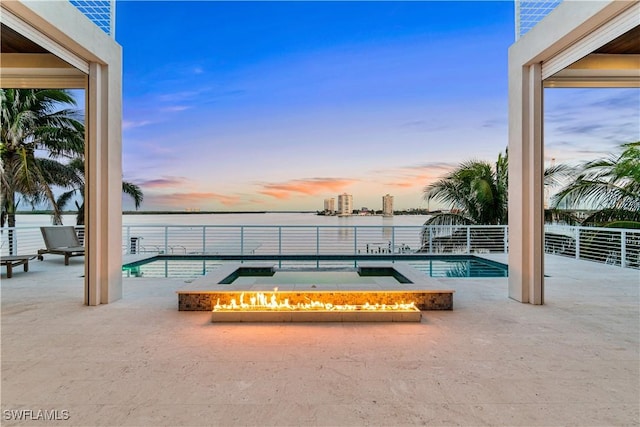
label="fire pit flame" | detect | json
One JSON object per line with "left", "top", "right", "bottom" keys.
{"left": 213, "top": 288, "right": 418, "bottom": 312}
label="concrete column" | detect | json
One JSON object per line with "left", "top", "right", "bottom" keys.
{"left": 508, "top": 62, "right": 544, "bottom": 305}
{"left": 85, "top": 60, "right": 122, "bottom": 305}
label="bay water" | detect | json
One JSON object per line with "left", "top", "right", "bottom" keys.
{"left": 16, "top": 212, "right": 431, "bottom": 228}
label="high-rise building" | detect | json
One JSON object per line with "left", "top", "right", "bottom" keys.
{"left": 337, "top": 193, "right": 353, "bottom": 216}
{"left": 323, "top": 198, "right": 335, "bottom": 213}
{"left": 382, "top": 194, "right": 394, "bottom": 217}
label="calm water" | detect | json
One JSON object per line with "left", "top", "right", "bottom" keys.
{"left": 231, "top": 270, "right": 402, "bottom": 285}
{"left": 122, "top": 256, "right": 508, "bottom": 279}
{"left": 16, "top": 212, "right": 431, "bottom": 228}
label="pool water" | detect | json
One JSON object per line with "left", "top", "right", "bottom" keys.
{"left": 229, "top": 270, "right": 402, "bottom": 286}
{"left": 408, "top": 259, "right": 508, "bottom": 278}
{"left": 122, "top": 256, "right": 508, "bottom": 279}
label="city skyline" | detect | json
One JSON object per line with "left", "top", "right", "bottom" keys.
{"left": 321, "top": 193, "right": 393, "bottom": 215}
{"left": 116, "top": 2, "right": 639, "bottom": 212}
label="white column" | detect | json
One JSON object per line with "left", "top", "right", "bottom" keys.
{"left": 508, "top": 62, "right": 544, "bottom": 305}
{"left": 86, "top": 60, "right": 122, "bottom": 305}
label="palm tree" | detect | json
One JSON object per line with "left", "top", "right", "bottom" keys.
{"left": 1, "top": 89, "right": 84, "bottom": 253}
{"left": 420, "top": 151, "right": 577, "bottom": 252}
{"left": 56, "top": 157, "right": 143, "bottom": 225}
{"left": 423, "top": 152, "right": 508, "bottom": 226}
{"left": 424, "top": 150, "right": 576, "bottom": 226}
{"left": 553, "top": 142, "right": 640, "bottom": 225}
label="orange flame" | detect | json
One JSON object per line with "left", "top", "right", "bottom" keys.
{"left": 212, "top": 288, "right": 418, "bottom": 312}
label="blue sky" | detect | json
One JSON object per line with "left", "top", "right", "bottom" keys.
{"left": 116, "top": 1, "right": 639, "bottom": 211}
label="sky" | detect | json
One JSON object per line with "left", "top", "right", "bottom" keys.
{"left": 115, "top": 1, "right": 640, "bottom": 212}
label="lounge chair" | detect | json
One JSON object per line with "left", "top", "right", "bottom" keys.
{"left": 1, "top": 254, "right": 37, "bottom": 278}
{"left": 38, "top": 226, "right": 85, "bottom": 265}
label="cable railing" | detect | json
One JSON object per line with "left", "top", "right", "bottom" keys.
{"left": 120, "top": 225, "right": 433, "bottom": 257}
{"left": 545, "top": 224, "right": 640, "bottom": 269}
{"left": 1, "top": 224, "right": 638, "bottom": 269}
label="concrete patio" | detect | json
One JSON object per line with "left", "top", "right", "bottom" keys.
{"left": 1, "top": 255, "right": 638, "bottom": 426}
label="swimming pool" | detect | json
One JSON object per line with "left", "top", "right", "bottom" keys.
{"left": 122, "top": 255, "right": 508, "bottom": 279}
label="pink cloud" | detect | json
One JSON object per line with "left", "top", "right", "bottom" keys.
{"left": 258, "top": 178, "right": 356, "bottom": 200}
{"left": 381, "top": 163, "right": 457, "bottom": 189}
{"left": 138, "top": 176, "right": 189, "bottom": 189}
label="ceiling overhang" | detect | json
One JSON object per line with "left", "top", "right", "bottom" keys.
{"left": 545, "top": 53, "right": 640, "bottom": 88}
{"left": 1, "top": 15, "right": 88, "bottom": 89}
{"left": 542, "top": 3, "right": 639, "bottom": 89}
{"left": 1, "top": 52, "right": 87, "bottom": 88}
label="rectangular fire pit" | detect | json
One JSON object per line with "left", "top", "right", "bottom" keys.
{"left": 177, "top": 263, "right": 454, "bottom": 322}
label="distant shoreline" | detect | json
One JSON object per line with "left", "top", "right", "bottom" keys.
{"left": 121, "top": 211, "right": 318, "bottom": 215}
{"left": 16, "top": 210, "right": 312, "bottom": 215}
{"left": 17, "top": 209, "right": 433, "bottom": 216}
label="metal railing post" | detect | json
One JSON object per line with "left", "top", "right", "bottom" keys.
{"left": 391, "top": 227, "right": 395, "bottom": 257}
{"left": 125, "top": 226, "right": 131, "bottom": 255}
{"left": 240, "top": 226, "right": 244, "bottom": 261}
{"left": 575, "top": 227, "right": 580, "bottom": 260}
{"left": 278, "top": 226, "right": 282, "bottom": 268}
{"left": 354, "top": 226, "right": 358, "bottom": 267}
{"left": 316, "top": 227, "right": 320, "bottom": 268}
{"left": 429, "top": 226, "right": 433, "bottom": 253}
{"left": 466, "top": 226, "right": 471, "bottom": 254}
{"left": 202, "top": 226, "right": 206, "bottom": 255}
{"left": 504, "top": 226, "right": 508, "bottom": 253}
{"left": 164, "top": 226, "right": 168, "bottom": 255}
{"left": 621, "top": 230, "right": 627, "bottom": 268}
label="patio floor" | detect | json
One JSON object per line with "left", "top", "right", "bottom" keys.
{"left": 1, "top": 255, "right": 638, "bottom": 426}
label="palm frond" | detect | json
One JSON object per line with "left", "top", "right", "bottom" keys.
{"left": 424, "top": 212, "right": 475, "bottom": 226}
{"left": 581, "top": 208, "right": 640, "bottom": 226}
{"left": 122, "top": 181, "right": 144, "bottom": 209}
{"left": 56, "top": 190, "right": 77, "bottom": 210}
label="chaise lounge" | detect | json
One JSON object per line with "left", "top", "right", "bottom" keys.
{"left": 38, "top": 226, "right": 85, "bottom": 265}
{"left": 1, "top": 254, "right": 38, "bottom": 278}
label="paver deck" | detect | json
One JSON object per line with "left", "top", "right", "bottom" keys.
{"left": 1, "top": 254, "right": 638, "bottom": 426}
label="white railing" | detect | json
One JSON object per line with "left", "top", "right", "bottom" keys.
{"left": 119, "top": 224, "right": 509, "bottom": 257}
{"left": 545, "top": 225, "right": 640, "bottom": 268}
{"left": 2, "top": 224, "right": 638, "bottom": 269}
{"left": 121, "top": 225, "right": 429, "bottom": 256}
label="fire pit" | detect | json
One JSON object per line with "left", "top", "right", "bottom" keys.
{"left": 177, "top": 263, "right": 454, "bottom": 322}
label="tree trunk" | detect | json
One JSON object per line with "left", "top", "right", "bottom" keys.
{"left": 7, "top": 212, "right": 16, "bottom": 256}
{"left": 4, "top": 191, "right": 17, "bottom": 255}
{"left": 75, "top": 201, "right": 85, "bottom": 226}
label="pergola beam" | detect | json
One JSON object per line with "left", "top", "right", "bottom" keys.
{"left": 545, "top": 54, "right": 640, "bottom": 87}
{"left": 0, "top": 53, "right": 87, "bottom": 88}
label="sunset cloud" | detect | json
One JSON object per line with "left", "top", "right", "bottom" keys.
{"left": 375, "top": 162, "right": 457, "bottom": 189}
{"left": 258, "top": 178, "right": 357, "bottom": 200}
{"left": 138, "top": 176, "right": 190, "bottom": 189}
